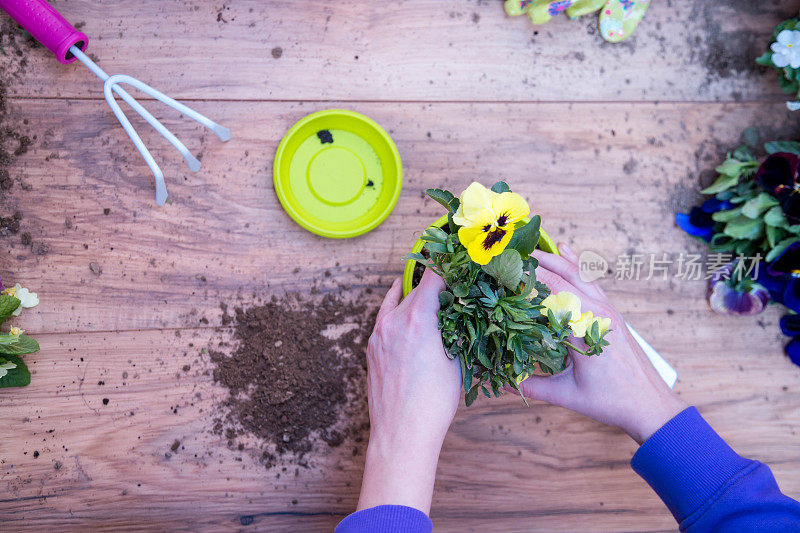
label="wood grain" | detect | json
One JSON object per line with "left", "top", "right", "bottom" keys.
{"left": 1, "top": 328, "right": 797, "bottom": 532}
{"left": 0, "top": 1, "right": 796, "bottom": 103}
{"left": 1, "top": 1, "right": 800, "bottom": 531}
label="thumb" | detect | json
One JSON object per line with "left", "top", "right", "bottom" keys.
{"left": 517, "top": 367, "right": 576, "bottom": 407}
{"left": 407, "top": 267, "right": 446, "bottom": 314}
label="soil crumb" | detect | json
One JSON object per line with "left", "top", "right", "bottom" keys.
{"left": 208, "top": 291, "right": 373, "bottom": 466}
{"left": 316, "top": 130, "right": 334, "bottom": 144}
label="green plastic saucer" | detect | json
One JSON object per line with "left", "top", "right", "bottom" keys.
{"left": 273, "top": 109, "right": 403, "bottom": 238}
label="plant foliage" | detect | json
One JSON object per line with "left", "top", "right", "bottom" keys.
{"left": 404, "top": 183, "right": 609, "bottom": 405}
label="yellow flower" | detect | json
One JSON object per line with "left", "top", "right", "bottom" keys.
{"left": 570, "top": 311, "right": 595, "bottom": 338}
{"left": 453, "top": 182, "right": 530, "bottom": 265}
{"left": 9, "top": 326, "right": 23, "bottom": 336}
{"left": 541, "top": 291, "right": 609, "bottom": 338}
{"left": 592, "top": 317, "right": 612, "bottom": 336}
{"left": 540, "top": 291, "right": 581, "bottom": 323}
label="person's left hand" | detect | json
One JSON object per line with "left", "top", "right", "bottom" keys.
{"left": 356, "top": 269, "right": 461, "bottom": 514}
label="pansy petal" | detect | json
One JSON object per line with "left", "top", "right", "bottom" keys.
{"left": 781, "top": 191, "right": 800, "bottom": 224}
{"left": 768, "top": 242, "right": 800, "bottom": 276}
{"left": 675, "top": 208, "right": 714, "bottom": 240}
{"left": 466, "top": 235, "right": 495, "bottom": 265}
{"left": 593, "top": 317, "right": 612, "bottom": 336}
{"left": 570, "top": 311, "right": 594, "bottom": 338}
{"left": 755, "top": 267, "right": 789, "bottom": 304}
{"left": 542, "top": 291, "right": 582, "bottom": 323}
{"left": 457, "top": 225, "right": 484, "bottom": 248}
{"left": 458, "top": 182, "right": 495, "bottom": 220}
{"left": 780, "top": 314, "right": 800, "bottom": 337}
{"left": 772, "top": 52, "right": 791, "bottom": 68}
{"left": 783, "top": 277, "right": 800, "bottom": 313}
{"left": 492, "top": 192, "right": 530, "bottom": 226}
{"left": 777, "top": 29, "right": 795, "bottom": 45}
{"left": 708, "top": 280, "right": 768, "bottom": 316}
{"left": 701, "top": 197, "right": 734, "bottom": 213}
{"left": 786, "top": 338, "right": 800, "bottom": 367}
{"left": 756, "top": 152, "right": 799, "bottom": 193}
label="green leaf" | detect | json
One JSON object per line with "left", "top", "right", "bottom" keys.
{"left": 438, "top": 291, "right": 454, "bottom": 308}
{"left": 0, "top": 295, "right": 21, "bottom": 325}
{"left": 402, "top": 252, "right": 428, "bottom": 263}
{"left": 482, "top": 249, "right": 523, "bottom": 291}
{"left": 764, "top": 205, "right": 789, "bottom": 227}
{"left": 0, "top": 356, "right": 30, "bottom": 388}
{"left": 465, "top": 382, "right": 480, "bottom": 406}
{"left": 426, "top": 188, "right": 456, "bottom": 212}
{"left": 452, "top": 282, "right": 469, "bottom": 298}
{"left": 423, "top": 242, "right": 449, "bottom": 254}
{"left": 491, "top": 181, "right": 510, "bottom": 194}
{"left": 423, "top": 226, "right": 449, "bottom": 243}
{"left": 766, "top": 224, "right": 784, "bottom": 248}
{"left": 755, "top": 51, "right": 773, "bottom": 67}
{"left": 0, "top": 334, "right": 40, "bottom": 356}
{"left": 506, "top": 215, "right": 541, "bottom": 258}
{"left": 701, "top": 173, "right": 740, "bottom": 195}
{"left": 723, "top": 216, "right": 763, "bottom": 240}
{"left": 765, "top": 141, "right": 800, "bottom": 155}
{"left": 711, "top": 206, "right": 742, "bottom": 223}
{"left": 766, "top": 237, "right": 800, "bottom": 263}
{"left": 741, "top": 193, "right": 779, "bottom": 219}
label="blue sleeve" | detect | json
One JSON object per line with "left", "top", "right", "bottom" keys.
{"left": 632, "top": 406, "right": 800, "bottom": 532}
{"left": 335, "top": 505, "right": 432, "bottom": 533}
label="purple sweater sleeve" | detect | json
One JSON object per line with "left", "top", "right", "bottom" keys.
{"left": 335, "top": 505, "right": 432, "bottom": 533}
{"left": 632, "top": 406, "right": 800, "bottom": 531}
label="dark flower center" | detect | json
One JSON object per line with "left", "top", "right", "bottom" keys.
{"left": 482, "top": 228, "right": 506, "bottom": 250}
{"left": 497, "top": 214, "right": 509, "bottom": 226}
{"left": 483, "top": 224, "right": 492, "bottom": 232}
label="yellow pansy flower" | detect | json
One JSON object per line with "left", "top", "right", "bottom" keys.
{"left": 592, "top": 317, "right": 612, "bottom": 336}
{"left": 570, "top": 311, "right": 595, "bottom": 338}
{"left": 541, "top": 291, "right": 607, "bottom": 338}
{"left": 453, "top": 182, "right": 530, "bottom": 265}
{"left": 540, "top": 291, "right": 581, "bottom": 323}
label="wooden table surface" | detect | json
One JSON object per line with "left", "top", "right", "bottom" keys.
{"left": 2, "top": 1, "right": 799, "bottom": 531}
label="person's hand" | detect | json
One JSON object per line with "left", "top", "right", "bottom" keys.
{"left": 518, "top": 244, "right": 688, "bottom": 444}
{"left": 356, "top": 269, "right": 462, "bottom": 514}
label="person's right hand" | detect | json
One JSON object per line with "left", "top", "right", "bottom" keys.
{"left": 518, "top": 244, "right": 688, "bottom": 444}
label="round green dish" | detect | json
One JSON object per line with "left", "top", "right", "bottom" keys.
{"left": 273, "top": 109, "right": 403, "bottom": 239}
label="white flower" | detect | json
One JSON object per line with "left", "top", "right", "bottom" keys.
{"left": 771, "top": 30, "right": 800, "bottom": 69}
{"left": 9, "top": 326, "right": 23, "bottom": 336}
{"left": 0, "top": 359, "right": 17, "bottom": 380}
{"left": 3, "top": 284, "right": 39, "bottom": 316}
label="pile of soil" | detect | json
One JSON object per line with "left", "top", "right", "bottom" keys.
{"left": 208, "top": 291, "right": 373, "bottom": 466}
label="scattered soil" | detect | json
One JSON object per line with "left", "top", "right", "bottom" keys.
{"left": 316, "top": 130, "right": 334, "bottom": 144}
{"left": 0, "top": 17, "right": 40, "bottom": 246}
{"left": 208, "top": 291, "right": 372, "bottom": 466}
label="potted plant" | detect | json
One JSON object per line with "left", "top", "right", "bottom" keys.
{"left": 403, "top": 182, "right": 611, "bottom": 405}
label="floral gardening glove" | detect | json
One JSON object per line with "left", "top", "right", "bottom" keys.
{"left": 504, "top": 0, "right": 650, "bottom": 43}
{"left": 598, "top": 0, "right": 651, "bottom": 43}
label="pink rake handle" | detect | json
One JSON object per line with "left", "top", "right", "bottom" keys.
{"left": 0, "top": 0, "right": 88, "bottom": 64}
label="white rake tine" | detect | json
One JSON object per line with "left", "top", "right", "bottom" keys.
{"left": 70, "top": 47, "right": 201, "bottom": 173}
{"left": 103, "top": 80, "right": 168, "bottom": 206}
{"left": 105, "top": 75, "right": 202, "bottom": 172}
{"left": 107, "top": 74, "right": 231, "bottom": 143}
